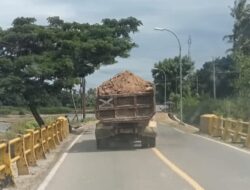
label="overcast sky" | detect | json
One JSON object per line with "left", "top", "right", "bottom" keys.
{"left": 0, "top": 0, "right": 235, "bottom": 89}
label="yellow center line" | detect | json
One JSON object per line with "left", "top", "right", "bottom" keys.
{"left": 152, "top": 148, "right": 205, "bottom": 190}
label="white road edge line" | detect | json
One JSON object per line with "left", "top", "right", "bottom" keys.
{"left": 192, "top": 133, "right": 250, "bottom": 155}
{"left": 37, "top": 133, "right": 83, "bottom": 190}
{"left": 160, "top": 122, "right": 250, "bottom": 155}
{"left": 173, "top": 128, "right": 185, "bottom": 134}
{"left": 158, "top": 121, "right": 185, "bottom": 134}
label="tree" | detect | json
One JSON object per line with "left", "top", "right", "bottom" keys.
{"left": 86, "top": 88, "right": 96, "bottom": 108}
{"left": 196, "top": 56, "right": 237, "bottom": 98}
{"left": 224, "top": 0, "right": 250, "bottom": 55}
{"left": 224, "top": 0, "right": 250, "bottom": 94}
{"left": 234, "top": 53, "right": 250, "bottom": 95}
{"left": 152, "top": 56, "right": 194, "bottom": 104}
{"left": 0, "top": 16, "right": 142, "bottom": 126}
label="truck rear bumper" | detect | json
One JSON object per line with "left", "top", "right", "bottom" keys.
{"left": 95, "top": 120, "right": 157, "bottom": 140}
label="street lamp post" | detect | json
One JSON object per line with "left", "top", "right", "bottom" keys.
{"left": 154, "top": 27, "right": 183, "bottom": 123}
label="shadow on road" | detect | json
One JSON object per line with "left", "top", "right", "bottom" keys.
{"left": 68, "top": 139, "right": 139, "bottom": 153}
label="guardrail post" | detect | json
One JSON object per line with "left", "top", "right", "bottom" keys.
{"left": 211, "top": 116, "right": 222, "bottom": 137}
{"left": 232, "top": 120, "right": 243, "bottom": 143}
{"left": 57, "top": 118, "right": 65, "bottom": 139}
{"left": 57, "top": 117, "right": 69, "bottom": 138}
{"left": 65, "top": 117, "right": 70, "bottom": 136}
{"left": 59, "top": 119, "right": 66, "bottom": 139}
{"left": 47, "top": 125, "right": 56, "bottom": 149}
{"left": 210, "top": 116, "right": 215, "bottom": 136}
{"left": 33, "top": 130, "right": 46, "bottom": 160}
{"left": 41, "top": 127, "right": 50, "bottom": 154}
{"left": 0, "top": 143, "right": 14, "bottom": 188}
{"left": 200, "top": 114, "right": 216, "bottom": 134}
{"left": 222, "top": 119, "right": 231, "bottom": 142}
{"left": 24, "top": 131, "right": 37, "bottom": 166}
{"left": 208, "top": 116, "right": 214, "bottom": 135}
{"left": 9, "top": 137, "right": 29, "bottom": 175}
{"left": 52, "top": 123, "right": 60, "bottom": 145}
{"left": 56, "top": 121, "right": 63, "bottom": 142}
{"left": 218, "top": 116, "right": 224, "bottom": 137}
{"left": 245, "top": 122, "right": 250, "bottom": 148}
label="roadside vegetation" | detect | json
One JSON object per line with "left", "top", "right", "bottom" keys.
{"left": 152, "top": 0, "right": 250, "bottom": 124}
{"left": 0, "top": 116, "right": 59, "bottom": 140}
{"left": 0, "top": 88, "right": 96, "bottom": 139}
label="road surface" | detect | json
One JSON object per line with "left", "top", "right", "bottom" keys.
{"left": 38, "top": 123, "right": 250, "bottom": 190}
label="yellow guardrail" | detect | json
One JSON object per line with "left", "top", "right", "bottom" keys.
{"left": 0, "top": 143, "right": 14, "bottom": 188}
{"left": 0, "top": 116, "right": 69, "bottom": 189}
{"left": 200, "top": 114, "right": 250, "bottom": 147}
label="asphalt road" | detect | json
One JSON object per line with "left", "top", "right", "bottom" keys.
{"left": 39, "top": 124, "right": 250, "bottom": 190}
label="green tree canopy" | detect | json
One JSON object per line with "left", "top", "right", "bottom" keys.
{"left": 224, "top": 0, "right": 250, "bottom": 94}
{"left": 234, "top": 53, "right": 250, "bottom": 95}
{"left": 0, "top": 16, "right": 142, "bottom": 125}
{"left": 225, "top": 0, "right": 250, "bottom": 55}
{"left": 86, "top": 88, "right": 96, "bottom": 108}
{"left": 196, "top": 56, "right": 238, "bottom": 98}
{"left": 152, "top": 56, "right": 194, "bottom": 103}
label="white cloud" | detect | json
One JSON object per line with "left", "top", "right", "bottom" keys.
{"left": 0, "top": 0, "right": 75, "bottom": 28}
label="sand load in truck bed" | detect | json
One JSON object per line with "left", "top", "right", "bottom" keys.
{"left": 98, "top": 71, "right": 153, "bottom": 96}
{"left": 96, "top": 71, "right": 155, "bottom": 123}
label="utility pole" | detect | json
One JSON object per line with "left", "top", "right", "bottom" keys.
{"left": 188, "top": 35, "right": 199, "bottom": 96}
{"left": 196, "top": 74, "right": 199, "bottom": 95}
{"left": 81, "top": 77, "right": 86, "bottom": 120}
{"left": 188, "top": 35, "right": 192, "bottom": 59}
{"left": 71, "top": 90, "right": 79, "bottom": 122}
{"left": 175, "top": 77, "right": 178, "bottom": 94}
{"left": 213, "top": 59, "right": 216, "bottom": 99}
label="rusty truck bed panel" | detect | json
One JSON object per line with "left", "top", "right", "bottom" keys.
{"left": 96, "top": 92, "right": 155, "bottom": 123}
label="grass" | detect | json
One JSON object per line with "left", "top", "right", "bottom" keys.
{"left": 0, "top": 106, "right": 29, "bottom": 115}
{"left": 0, "top": 114, "right": 71, "bottom": 140}
{"left": 2, "top": 119, "right": 39, "bottom": 140}
{"left": 180, "top": 96, "right": 250, "bottom": 125}
{"left": 0, "top": 105, "right": 97, "bottom": 140}
{"left": 38, "top": 107, "right": 73, "bottom": 114}
{"left": 0, "top": 106, "right": 96, "bottom": 116}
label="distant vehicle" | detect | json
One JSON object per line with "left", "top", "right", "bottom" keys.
{"left": 95, "top": 71, "right": 157, "bottom": 148}
{"left": 156, "top": 101, "right": 174, "bottom": 112}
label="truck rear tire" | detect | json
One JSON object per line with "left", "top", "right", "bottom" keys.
{"left": 148, "top": 137, "right": 156, "bottom": 147}
{"left": 141, "top": 137, "right": 156, "bottom": 148}
{"left": 96, "top": 139, "right": 108, "bottom": 149}
{"left": 141, "top": 137, "right": 147, "bottom": 148}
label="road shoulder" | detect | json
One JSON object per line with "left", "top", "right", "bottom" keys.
{"left": 154, "top": 112, "right": 199, "bottom": 134}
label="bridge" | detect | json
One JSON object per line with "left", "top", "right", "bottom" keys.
{"left": 1, "top": 114, "right": 250, "bottom": 190}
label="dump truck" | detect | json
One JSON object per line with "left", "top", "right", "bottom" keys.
{"left": 95, "top": 71, "right": 157, "bottom": 148}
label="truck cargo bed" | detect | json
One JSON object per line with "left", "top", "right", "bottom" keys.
{"left": 96, "top": 92, "right": 155, "bottom": 123}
